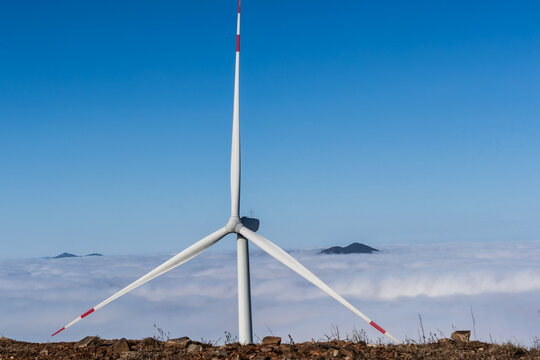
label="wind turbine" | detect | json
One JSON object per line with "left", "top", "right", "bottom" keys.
{"left": 52, "top": 0, "right": 400, "bottom": 345}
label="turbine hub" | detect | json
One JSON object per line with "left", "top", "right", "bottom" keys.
{"left": 226, "top": 216, "right": 242, "bottom": 233}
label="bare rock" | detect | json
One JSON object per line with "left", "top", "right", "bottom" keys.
{"left": 309, "top": 349, "right": 322, "bottom": 357}
{"left": 75, "top": 336, "right": 100, "bottom": 348}
{"left": 187, "top": 343, "right": 203, "bottom": 353}
{"left": 261, "top": 345, "right": 275, "bottom": 352}
{"left": 279, "top": 344, "right": 292, "bottom": 352}
{"left": 451, "top": 330, "right": 471, "bottom": 342}
{"left": 141, "top": 337, "right": 161, "bottom": 347}
{"left": 39, "top": 349, "right": 48, "bottom": 356}
{"left": 120, "top": 351, "right": 139, "bottom": 358}
{"left": 213, "top": 348, "right": 228, "bottom": 357}
{"left": 253, "top": 356, "right": 269, "bottom": 360}
{"left": 261, "top": 336, "right": 282, "bottom": 346}
{"left": 165, "top": 336, "right": 191, "bottom": 348}
{"left": 111, "top": 338, "right": 131, "bottom": 354}
{"left": 330, "top": 349, "right": 341, "bottom": 357}
{"left": 341, "top": 348, "right": 354, "bottom": 358}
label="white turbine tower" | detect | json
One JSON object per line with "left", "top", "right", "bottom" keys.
{"left": 52, "top": 0, "right": 400, "bottom": 345}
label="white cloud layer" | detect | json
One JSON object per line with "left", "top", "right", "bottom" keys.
{"left": 1, "top": 240, "right": 539, "bottom": 345}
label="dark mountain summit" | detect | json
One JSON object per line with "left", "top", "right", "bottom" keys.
{"left": 49, "top": 252, "right": 103, "bottom": 259}
{"left": 320, "top": 242, "right": 379, "bottom": 255}
{"left": 53, "top": 252, "right": 78, "bottom": 258}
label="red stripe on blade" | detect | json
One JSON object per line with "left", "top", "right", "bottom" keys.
{"left": 81, "top": 308, "right": 95, "bottom": 318}
{"left": 238, "top": 0, "right": 241, "bottom": 13}
{"left": 236, "top": 35, "right": 240, "bottom": 52}
{"left": 370, "top": 321, "right": 386, "bottom": 334}
{"left": 52, "top": 327, "right": 65, "bottom": 336}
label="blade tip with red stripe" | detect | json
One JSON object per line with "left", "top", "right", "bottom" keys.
{"left": 51, "top": 327, "right": 65, "bottom": 336}
{"left": 81, "top": 308, "right": 95, "bottom": 318}
{"left": 369, "top": 320, "right": 386, "bottom": 334}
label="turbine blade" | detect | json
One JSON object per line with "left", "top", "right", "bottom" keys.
{"left": 239, "top": 227, "right": 400, "bottom": 344}
{"left": 52, "top": 227, "right": 229, "bottom": 336}
{"left": 230, "top": 0, "right": 241, "bottom": 217}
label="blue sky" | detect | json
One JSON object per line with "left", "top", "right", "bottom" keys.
{"left": 1, "top": 0, "right": 539, "bottom": 258}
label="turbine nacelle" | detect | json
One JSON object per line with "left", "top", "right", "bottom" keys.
{"left": 240, "top": 217, "right": 260, "bottom": 232}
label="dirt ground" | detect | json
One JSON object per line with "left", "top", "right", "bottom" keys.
{"left": 1, "top": 336, "right": 539, "bottom": 359}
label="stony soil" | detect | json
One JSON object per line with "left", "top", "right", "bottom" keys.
{"left": 1, "top": 336, "right": 539, "bottom": 359}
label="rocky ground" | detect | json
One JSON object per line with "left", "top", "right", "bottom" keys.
{"left": 1, "top": 335, "right": 539, "bottom": 359}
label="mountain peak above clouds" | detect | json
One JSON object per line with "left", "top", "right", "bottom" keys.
{"left": 48, "top": 252, "right": 103, "bottom": 259}
{"left": 52, "top": 252, "right": 78, "bottom": 258}
{"left": 320, "top": 242, "right": 379, "bottom": 255}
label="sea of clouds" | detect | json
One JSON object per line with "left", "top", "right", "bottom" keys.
{"left": 1, "top": 239, "right": 539, "bottom": 345}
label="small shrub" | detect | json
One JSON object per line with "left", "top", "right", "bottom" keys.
{"left": 224, "top": 331, "right": 237, "bottom": 345}
{"left": 152, "top": 324, "right": 170, "bottom": 342}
